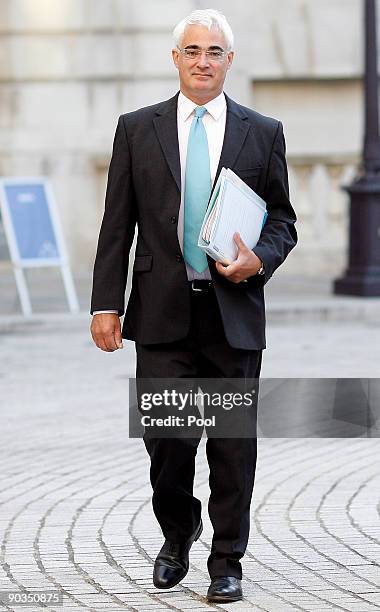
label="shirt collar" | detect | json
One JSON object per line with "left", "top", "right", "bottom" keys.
{"left": 178, "top": 91, "right": 226, "bottom": 122}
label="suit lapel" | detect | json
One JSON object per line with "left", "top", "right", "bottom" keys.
{"left": 153, "top": 93, "right": 181, "bottom": 192}
{"left": 212, "top": 95, "right": 250, "bottom": 191}
{"left": 152, "top": 92, "right": 250, "bottom": 195}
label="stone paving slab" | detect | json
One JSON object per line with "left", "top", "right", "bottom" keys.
{"left": 1, "top": 290, "right": 380, "bottom": 610}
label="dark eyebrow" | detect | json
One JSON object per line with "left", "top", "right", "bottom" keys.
{"left": 183, "top": 44, "right": 225, "bottom": 51}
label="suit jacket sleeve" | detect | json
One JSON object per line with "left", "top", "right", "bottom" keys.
{"left": 252, "top": 121, "right": 297, "bottom": 282}
{"left": 90, "top": 115, "right": 137, "bottom": 316}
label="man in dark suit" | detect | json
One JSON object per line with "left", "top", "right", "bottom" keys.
{"left": 90, "top": 8, "right": 297, "bottom": 603}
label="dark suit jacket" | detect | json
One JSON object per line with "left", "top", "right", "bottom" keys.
{"left": 90, "top": 91, "right": 297, "bottom": 349}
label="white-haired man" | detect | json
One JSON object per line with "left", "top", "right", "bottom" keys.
{"left": 91, "top": 9, "right": 297, "bottom": 603}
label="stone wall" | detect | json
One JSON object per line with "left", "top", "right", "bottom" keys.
{"left": 0, "top": 0, "right": 369, "bottom": 276}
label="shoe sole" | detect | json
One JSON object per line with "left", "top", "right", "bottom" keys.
{"left": 207, "top": 594, "right": 243, "bottom": 603}
{"left": 153, "top": 519, "right": 203, "bottom": 590}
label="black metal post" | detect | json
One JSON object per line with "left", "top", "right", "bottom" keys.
{"left": 334, "top": 0, "right": 380, "bottom": 296}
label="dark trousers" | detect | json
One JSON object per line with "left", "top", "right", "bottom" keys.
{"left": 135, "top": 284, "right": 262, "bottom": 579}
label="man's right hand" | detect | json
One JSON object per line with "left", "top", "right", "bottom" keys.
{"left": 90, "top": 313, "right": 124, "bottom": 352}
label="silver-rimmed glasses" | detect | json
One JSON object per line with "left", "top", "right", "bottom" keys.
{"left": 176, "top": 47, "right": 228, "bottom": 62}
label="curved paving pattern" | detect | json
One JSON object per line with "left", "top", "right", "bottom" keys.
{"left": 1, "top": 319, "right": 380, "bottom": 610}
{"left": 1, "top": 431, "right": 380, "bottom": 611}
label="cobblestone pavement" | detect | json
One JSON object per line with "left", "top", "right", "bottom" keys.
{"left": 1, "top": 314, "right": 380, "bottom": 611}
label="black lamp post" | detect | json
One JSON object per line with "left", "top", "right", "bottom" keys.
{"left": 334, "top": 0, "right": 380, "bottom": 296}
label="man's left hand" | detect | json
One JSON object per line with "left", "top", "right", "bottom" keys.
{"left": 215, "top": 232, "right": 262, "bottom": 283}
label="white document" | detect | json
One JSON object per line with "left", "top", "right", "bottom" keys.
{"left": 198, "top": 167, "right": 268, "bottom": 264}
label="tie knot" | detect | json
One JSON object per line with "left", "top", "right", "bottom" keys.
{"left": 194, "top": 106, "right": 207, "bottom": 119}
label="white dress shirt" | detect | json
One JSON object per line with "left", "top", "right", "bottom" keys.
{"left": 94, "top": 90, "right": 227, "bottom": 315}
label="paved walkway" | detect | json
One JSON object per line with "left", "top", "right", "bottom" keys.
{"left": 1, "top": 273, "right": 380, "bottom": 611}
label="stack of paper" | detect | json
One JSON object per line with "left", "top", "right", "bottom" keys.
{"left": 198, "top": 168, "right": 268, "bottom": 265}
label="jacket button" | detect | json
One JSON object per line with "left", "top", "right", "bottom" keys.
{"left": 170, "top": 216, "right": 177, "bottom": 224}
{"left": 176, "top": 254, "right": 182, "bottom": 262}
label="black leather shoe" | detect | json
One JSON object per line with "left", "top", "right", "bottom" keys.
{"left": 153, "top": 519, "right": 203, "bottom": 589}
{"left": 207, "top": 576, "right": 243, "bottom": 602}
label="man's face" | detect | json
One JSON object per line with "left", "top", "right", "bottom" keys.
{"left": 172, "top": 24, "right": 234, "bottom": 103}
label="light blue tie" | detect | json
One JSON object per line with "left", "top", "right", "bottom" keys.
{"left": 184, "top": 106, "right": 211, "bottom": 273}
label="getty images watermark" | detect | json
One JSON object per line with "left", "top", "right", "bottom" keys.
{"left": 129, "top": 378, "right": 380, "bottom": 439}
{"left": 139, "top": 387, "right": 257, "bottom": 428}
{"left": 129, "top": 378, "right": 259, "bottom": 438}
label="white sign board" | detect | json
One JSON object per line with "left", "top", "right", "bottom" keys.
{"left": 0, "top": 178, "right": 79, "bottom": 315}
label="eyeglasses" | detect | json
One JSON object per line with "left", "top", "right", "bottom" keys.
{"left": 177, "top": 47, "right": 228, "bottom": 62}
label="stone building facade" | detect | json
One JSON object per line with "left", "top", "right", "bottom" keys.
{"left": 0, "top": 0, "right": 368, "bottom": 277}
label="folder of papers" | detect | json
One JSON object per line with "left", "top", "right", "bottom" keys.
{"left": 198, "top": 167, "right": 268, "bottom": 265}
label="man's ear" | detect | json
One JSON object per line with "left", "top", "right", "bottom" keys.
{"left": 227, "top": 51, "right": 234, "bottom": 69}
{"left": 172, "top": 48, "right": 180, "bottom": 69}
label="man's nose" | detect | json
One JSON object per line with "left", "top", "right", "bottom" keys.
{"left": 196, "top": 52, "right": 211, "bottom": 67}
